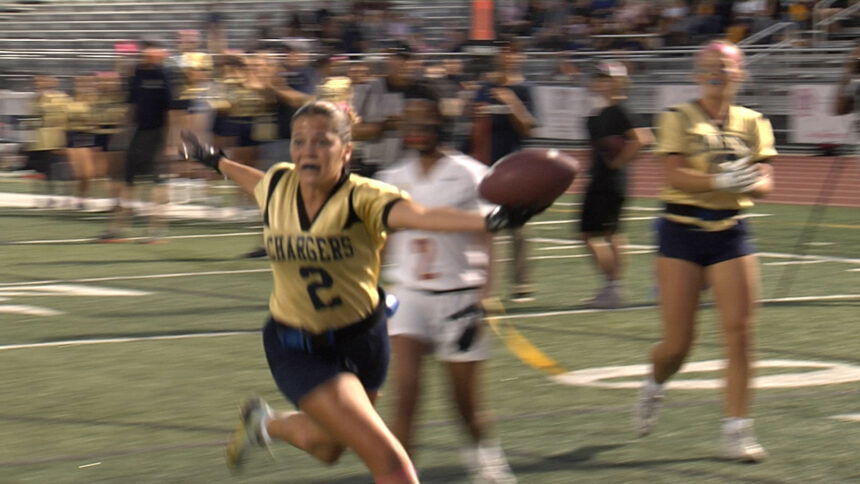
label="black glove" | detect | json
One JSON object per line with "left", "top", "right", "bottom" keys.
{"left": 484, "top": 204, "right": 548, "bottom": 232}
{"left": 179, "top": 131, "right": 224, "bottom": 174}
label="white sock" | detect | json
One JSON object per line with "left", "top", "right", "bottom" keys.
{"left": 645, "top": 375, "right": 664, "bottom": 392}
{"left": 259, "top": 412, "right": 273, "bottom": 444}
{"left": 723, "top": 417, "right": 752, "bottom": 433}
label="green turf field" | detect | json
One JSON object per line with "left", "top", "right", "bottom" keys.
{"left": 1, "top": 195, "right": 858, "bottom": 483}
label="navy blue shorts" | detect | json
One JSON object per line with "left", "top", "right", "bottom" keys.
{"left": 262, "top": 301, "right": 390, "bottom": 407}
{"left": 66, "top": 131, "right": 96, "bottom": 148}
{"left": 656, "top": 217, "right": 755, "bottom": 267}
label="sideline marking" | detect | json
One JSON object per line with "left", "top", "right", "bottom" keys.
{"left": 8, "top": 231, "right": 259, "bottom": 245}
{"left": 0, "top": 331, "right": 254, "bottom": 352}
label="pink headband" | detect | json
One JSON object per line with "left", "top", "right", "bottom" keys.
{"left": 698, "top": 41, "right": 744, "bottom": 66}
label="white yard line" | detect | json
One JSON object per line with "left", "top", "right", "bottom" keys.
{"left": 3, "top": 294, "right": 856, "bottom": 352}
{"left": 0, "top": 331, "right": 253, "bottom": 352}
{"left": 764, "top": 260, "right": 830, "bottom": 267}
{"left": 830, "top": 414, "right": 860, "bottom": 423}
{"left": 8, "top": 231, "right": 259, "bottom": 245}
{"left": 0, "top": 268, "right": 270, "bottom": 287}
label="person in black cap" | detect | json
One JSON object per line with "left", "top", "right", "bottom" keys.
{"left": 579, "top": 60, "right": 652, "bottom": 308}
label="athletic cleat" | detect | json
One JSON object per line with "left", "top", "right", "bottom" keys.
{"left": 225, "top": 397, "right": 273, "bottom": 472}
{"left": 633, "top": 378, "right": 664, "bottom": 437}
{"left": 721, "top": 419, "right": 767, "bottom": 463}
{"left": 462, "top": 441, "right": 517, "bottom": 484}
{"left": 584, "top": 283, "right": 623, "bottom": 309}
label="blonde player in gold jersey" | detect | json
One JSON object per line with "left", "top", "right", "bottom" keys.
{"left": 632, "top": 41, "right": 776, "bottom": 462}
{"left": 180, "top": 101, "right": 539, "bottom": 484}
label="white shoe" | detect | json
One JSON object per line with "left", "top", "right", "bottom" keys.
{"left": 721, "top": 419, "right": 767, "bottom": 463}
{"left": 225, "top": 397, "right": 274, "bottom": 472}
{"left": 633, "top": 378, "right": 663, "bottom": 437}
{"left": 462, "top": 441, "right": 517, "bottom": 484}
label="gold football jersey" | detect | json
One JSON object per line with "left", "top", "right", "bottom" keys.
{"left": 254, "top": 163, "right": 408, "bottom": 333}
{"left": 30, "top": 91, "right": 70, "bottom": 151}
{"left": 655, "top": 102, "right": 777, "bottom": 229}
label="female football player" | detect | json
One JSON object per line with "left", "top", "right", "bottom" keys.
{"left": 378, "top": 85, "right": 515, "bottom": 483}
{"left": 633, "top": 41, "right": 775, "bottom": 462}
{"left": 180, "top": 100, "right": 537, "bottom": 483}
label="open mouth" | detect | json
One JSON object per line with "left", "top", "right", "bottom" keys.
{"left": 299, "top": 164, "right": 321, "bottom": 172}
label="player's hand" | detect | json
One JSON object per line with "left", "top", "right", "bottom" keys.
{"left": 485, "top": 204, "right": 548, "bottom": 232}
{"left": 713, "top": 158, "right": 760, "bottom": 193}
{"left": 179, "top": 131, "right": 224, "bottom": 174}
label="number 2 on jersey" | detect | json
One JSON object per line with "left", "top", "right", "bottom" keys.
{"left": 299, "top": 267, "right": 343, "bottom": 310}
{"left": 411, "top": 238, "right": 439, "bottom": 280}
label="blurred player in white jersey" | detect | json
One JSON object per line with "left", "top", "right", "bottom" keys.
{"left": 379, "top": 84, "right": 516, "bottom": 484}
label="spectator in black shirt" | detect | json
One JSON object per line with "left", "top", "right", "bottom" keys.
{"left": 101, "top": 42, "right": 173, "bottom": 243}
{"left": 471, "top": 39, "right": 538, "bottom": 303}
{"left": 579, "top": 61, "right": 652, "bottom": 308}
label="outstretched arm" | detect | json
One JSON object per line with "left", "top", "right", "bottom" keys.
{"left": 387, "top": 199, "right": 485, "bottom": 232}
{"left": 218, "top": 158, "right": 264, "bottom": 196}
{"left": 386, "top": 199, "right": 544, "bottom": 233}
{"left": 179, "top": 131, "right": 263, "bottom": 196}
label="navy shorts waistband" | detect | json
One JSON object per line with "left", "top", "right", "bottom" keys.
{"left": 665, "top": 203, "right": 740, "bottom": 221}
{"left": 271, "top": 290, "right": 386, "bottom": 353}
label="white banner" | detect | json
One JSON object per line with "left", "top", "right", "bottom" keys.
{"left": 532, "top": 86, "right": 590, "bottom": 140}
{"left": 790, "top": 84, "right": 855, "bottom": 144}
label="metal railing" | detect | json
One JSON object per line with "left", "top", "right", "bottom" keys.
{"left": 738, "top": 21, "right": 797, "bottom": 46}
{"left": 813, "top": 0, "right": 860, "bottom": 46}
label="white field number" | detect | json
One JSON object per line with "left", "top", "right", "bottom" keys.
{"left": 553, "top": 359, "right": 860, "bottom": 389}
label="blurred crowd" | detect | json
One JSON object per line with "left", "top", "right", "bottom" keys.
{"left": 13, "top": 0, "right": 856, "bottom": 209}
{"left": 225, "top": 0, "right": 852, "bottom": 54}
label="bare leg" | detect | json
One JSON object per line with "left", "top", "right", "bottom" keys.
{"left": 651, "top": 256, "right": 703, "bottom": 383}
{"left": 107, "top": 183, "right": 135, "bottom": 236}
{"left": 147, "top": 183, "right": 169, "bottom": 236}
{"left": 446, "top": 360, "right": 488, "bottom": 444}
{"left": 266, "top": 373, "right": 417, "bottom": 483}
{"left": 390, "top": 335, "right": 430, "bottom": 456}
{"left": 708, "top": 254, "right": 759, "bottom": 417}
{"left": 606, "top": 232, "right": 627, "bottom": 282}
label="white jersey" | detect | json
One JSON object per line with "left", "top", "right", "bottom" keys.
{"left": 379, "top": 152, "right": 493, "bottom": 291}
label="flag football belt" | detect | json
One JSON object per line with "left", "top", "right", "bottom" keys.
{"left": 445, "top": 303, "right": 484, "bottom": 351}
{"left": 419, "top": 285, "right": 483, "bottom": 295}
{"left": 665, "top": 203, "right": 740, "bottom": 221}
{"left": 274, "top": 296, "right": 385, "bottom": 353}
